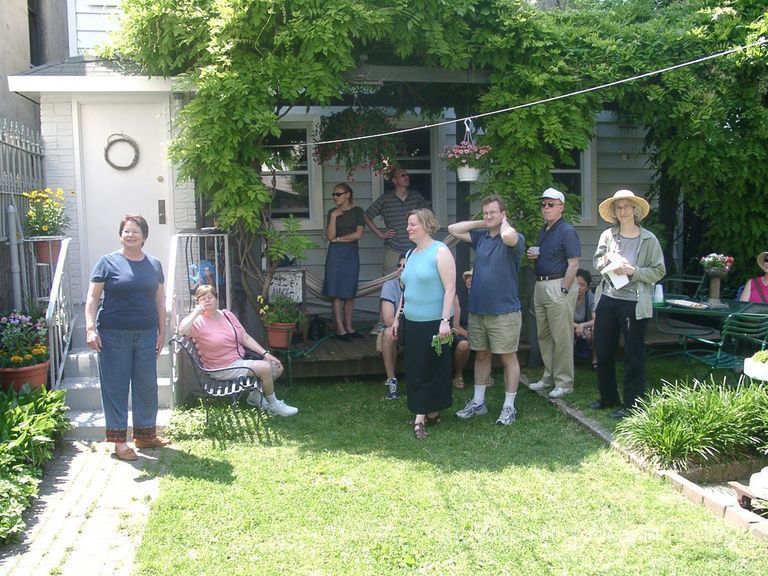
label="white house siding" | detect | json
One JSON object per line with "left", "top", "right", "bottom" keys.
{"left": 68, "top": 0, "right": 122, "bottom": 56}
{"left": 580, "top": 111, "right": 652, "bottom": 276}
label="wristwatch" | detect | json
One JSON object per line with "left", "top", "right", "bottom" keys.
{"left": 560, "top": 286, "right": 569, "bottom": 295}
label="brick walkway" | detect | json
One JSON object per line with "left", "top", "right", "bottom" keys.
{"left": 0, "top": 441, "right": 160, "bottom": 576}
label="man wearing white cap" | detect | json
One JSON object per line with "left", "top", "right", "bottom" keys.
{"left": 527, "top": 188, "right": 581, "bottom": 398}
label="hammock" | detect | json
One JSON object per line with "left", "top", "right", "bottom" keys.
{"left": 304, "top": 233, "right": 462, "bottom": 300}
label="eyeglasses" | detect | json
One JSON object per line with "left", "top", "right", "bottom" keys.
{"left": 331, "top": 192, "right": 347, "bottom": 197}
{"left": 540, "top": 201, "right": 562, "bottom": 208}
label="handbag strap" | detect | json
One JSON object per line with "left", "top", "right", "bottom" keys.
{"left": 221, "top": 309, "right": 245, "bottom": 359}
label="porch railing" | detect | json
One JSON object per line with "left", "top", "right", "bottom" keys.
{"left": 43, "top": 238, "right": 75, "bottom": 389}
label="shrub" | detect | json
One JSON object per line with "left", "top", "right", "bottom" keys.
{"left": 614, "top": 378, "right": 768, "bottom": 470}
{"left": 0, "top": 385, "right": 70, "bottom": 542}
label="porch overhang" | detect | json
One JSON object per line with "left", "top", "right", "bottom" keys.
{"left": 7, "top": 55, "right": 176, "bottom": 97}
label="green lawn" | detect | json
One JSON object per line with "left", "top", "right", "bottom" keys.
{"left": 135, "top": 359, "right": 767, "bottom": 575}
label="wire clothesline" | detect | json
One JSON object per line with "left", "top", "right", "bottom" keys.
{"left": 266, "top": 37, "right": 767, "bottom": 150}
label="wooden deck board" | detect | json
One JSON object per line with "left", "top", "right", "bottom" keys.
{"left": 283, "top": 319, "right": 693, "bottom": 382}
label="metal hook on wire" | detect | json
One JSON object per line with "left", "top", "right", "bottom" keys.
{"left": 463, "top": 119, "right": 476, "bottom": 144}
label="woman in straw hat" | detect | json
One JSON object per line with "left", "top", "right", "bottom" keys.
{"left": 739, "top": 251, "right": 768, "bottom": 302}
{"left": 591, "top": 190, "right": 665, "bottom": 419}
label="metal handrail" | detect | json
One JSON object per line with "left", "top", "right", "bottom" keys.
{"left": 45, "top": 237, "right": 74, "bottom": 389}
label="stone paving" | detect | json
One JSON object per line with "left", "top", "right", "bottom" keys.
{"left": 0, "top": 441, "right": 160, "bottom": 576}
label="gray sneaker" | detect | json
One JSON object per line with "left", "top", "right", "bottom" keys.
{"left": 385, "top": 378, "right": 398, "bottom": 400}
{"left": 267, "top": 399, "right": 298, "bottom": 417}
{"left": 496, "top": 405, "right": 517, "bottom": 426}
{"left": 455, "top": 399, "right": 488, "bottom": 419}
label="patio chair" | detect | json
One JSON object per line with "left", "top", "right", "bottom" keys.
{"left": 681, "top": 312, "right": 768, "bottom": 380}
{"left": 170, "top": 335, "right": 264, "bottom": 425}
{"left": 660, "top": 273, "right": 707, "bottom": 300}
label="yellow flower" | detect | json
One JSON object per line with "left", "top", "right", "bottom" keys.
{"left": 10, "top": 355, "right": 24, "bottom": 364}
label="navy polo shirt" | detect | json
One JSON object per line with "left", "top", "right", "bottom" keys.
{"left": 534, "top": 218, "right": 580, "bottom": 276}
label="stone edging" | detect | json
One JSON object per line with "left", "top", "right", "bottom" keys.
{"left": 522, "top": 377, "right": 768, "bottom": 539}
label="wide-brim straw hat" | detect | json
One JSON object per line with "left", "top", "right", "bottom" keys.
{"left": 462, "top": 268, "right": 473, "bottom": 280}
{"left": 598, "top": 189, "right": 650, "bottom": 223}
{"left": 757, "top": 252, "right": 768, "bottom": 267}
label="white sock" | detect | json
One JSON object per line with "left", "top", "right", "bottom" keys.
{"left": 473, "top": 385, "right": 487, "bottom": 405}
{"left": 503, "top": 392, "right": 517, "bottom": 409}
{"left": 266, "top": 393, "right": 278, "bottom": 405}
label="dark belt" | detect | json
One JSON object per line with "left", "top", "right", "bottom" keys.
{"left": 536, "top": 274, "right": 565, "bottom": 281}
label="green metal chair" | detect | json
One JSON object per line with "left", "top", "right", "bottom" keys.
{"left": 682, "top": 312, "right": 768, "bottom": 380}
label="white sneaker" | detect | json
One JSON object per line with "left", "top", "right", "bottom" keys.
{"left": 370, "top": 321, "right": 386, "bottom": 335}
{"left": 496, "top": 405, "right": 517, "bottom": 426}
{"left": 246, "top": 389, "right": 264, "bottom": 408}
{"left": 267, "top": 399, "right": 299, "bottom": 417}
{"left": 455, "top": 399, "right": 488, "bottom": 419}
{"left": 528, "top": 380, "right": 552, "bottom": 391}
{"left": 548, "top": 387, "right": 572, "bottom": 399}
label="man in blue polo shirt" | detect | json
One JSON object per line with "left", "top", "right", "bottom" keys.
{"left": 528, "top": 188, "right": 581, "bottom": 398}
{"left": 448, "top": 194, "right": 525, "bottom": 425}
{"left": 365, "top": 167, "right": 429, "bottom": 274}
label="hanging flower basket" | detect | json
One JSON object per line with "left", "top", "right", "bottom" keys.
{"left": 312, "top": 108, "right": 405, "bottom": 176}
{"left": 456, "top": 166, "right": 481, "bottom": 182}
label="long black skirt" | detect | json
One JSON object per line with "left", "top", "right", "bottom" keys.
{"left": 404, "top": 317, "right": 453, "bottom": 414}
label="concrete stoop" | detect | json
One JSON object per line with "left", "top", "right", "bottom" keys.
{"left": 522, "top": 376, "right": 768, "bottom": 540}
{"left": 65, "top": 408, "right": 173, "bottom": 441}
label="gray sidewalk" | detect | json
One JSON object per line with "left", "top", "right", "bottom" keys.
{"left": 0, "top": 441, "right": 160, "bottom": 576}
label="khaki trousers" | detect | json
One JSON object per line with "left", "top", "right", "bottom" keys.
{"left": 533, "top": 278, "right": 578, "bottom": 390}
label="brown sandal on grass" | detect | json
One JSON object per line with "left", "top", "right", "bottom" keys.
{"left": 452, "top": 377, "right": 465, "bottom": 389}
{"left": 413, "top": 421, "right": 428, "bottom": 440}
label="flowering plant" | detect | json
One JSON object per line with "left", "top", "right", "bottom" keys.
{"left": 257, "top": 293, "right": 306, "bottom": 326}
{"left": 23, "top": 187, "right": 74, "bottom": 236}
{"left": 312, "top": 108, "right": 405, "bottom": 176}
{"left": 700, "top": 253, "right": 734, "bottom": 272}
{"left": 439, "top": 140, "right": 492, "bottom": 170}
{"left": 0, "top": 312, "right": 49, "bottom": 368}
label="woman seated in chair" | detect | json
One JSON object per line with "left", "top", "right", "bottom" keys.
{"left": 740, "top": 251, "right": 768, "bottom": 303}
{"left": 178, "top": 285, "right": 298, "bottom": 417}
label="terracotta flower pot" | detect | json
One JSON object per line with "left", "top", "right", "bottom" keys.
{"left": 266, "top": 323, "right": 295, "bottom": 349}
{"left": 0, "top": 361, "right": 50, "bottom": 392}
{"left": 34, "top": 239, "right": 62, "bottom": 265}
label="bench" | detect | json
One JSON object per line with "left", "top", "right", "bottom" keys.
{"left": 170, "top": 334, "right": 264, "bottom": 425}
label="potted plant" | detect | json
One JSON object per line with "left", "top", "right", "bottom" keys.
{"left": 312, "top": 108, "right": 405, "bottom": 177}
{"left": 439, "top": 140, "right": 492, "bottom": 182}
{"left": 23, "top": 187, "right": 74, "bottom": 264}
{"left": 700, "top": 253, "right": 734, "bottom": 304}
{"left": 257, "top": 293, "right": 306, "bottom": 348}
{"left": 0, "top": 311, "right": 49, "bottom": 392}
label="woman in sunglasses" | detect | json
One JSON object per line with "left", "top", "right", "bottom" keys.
{"left": 323, "top": 183, "right": 365, "bottom": 341}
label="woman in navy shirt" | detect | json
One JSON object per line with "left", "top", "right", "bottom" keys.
{"left": 85, "top": 214, "right": 167, "bottom": 461}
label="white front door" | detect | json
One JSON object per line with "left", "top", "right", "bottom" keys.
{"left": 77, "top": 99, "right": 173, "bottom": 299}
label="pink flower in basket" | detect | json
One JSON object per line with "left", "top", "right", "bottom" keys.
{"left": 700, "top": 253, "right": 734, "bottom": 272}
{"left": 439, "top": 141, "right": 492, "bottom": 170}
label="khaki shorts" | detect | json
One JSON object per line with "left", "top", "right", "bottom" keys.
{"left": 468, "top": 311, "right": 522, "bottom": 354}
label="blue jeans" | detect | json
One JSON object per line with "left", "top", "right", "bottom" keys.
{"left": 97, "top": 328, "right": 158, "bottom": 443}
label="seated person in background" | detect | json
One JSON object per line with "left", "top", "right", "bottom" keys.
{"left": 379, "top": 255, "right": 406, "bottom": 400}
{"left": 178, "top": 285, "right": 298, "bottom": 417}
{"left": 574, "top": 269, "right": 597, "bottom": 369}
{"left": 452, "top": 269, "right": 472, "bottom": 389}
{"left": 740, "top": 251, "right": 768, "bottom": 302}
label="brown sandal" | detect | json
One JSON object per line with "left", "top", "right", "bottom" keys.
{"left": 114, "top": 443, "right": 138, "bottom": 461}
{"left": 413, "top": 421, "right": 428, "bottom": 440}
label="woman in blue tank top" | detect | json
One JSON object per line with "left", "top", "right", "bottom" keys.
{"left": 387, "top": 209, "right": 456, "bottom": 439}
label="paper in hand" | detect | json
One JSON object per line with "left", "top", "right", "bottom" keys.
{"left": 601, "top": 259, "right": 630, "bottom": 289}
